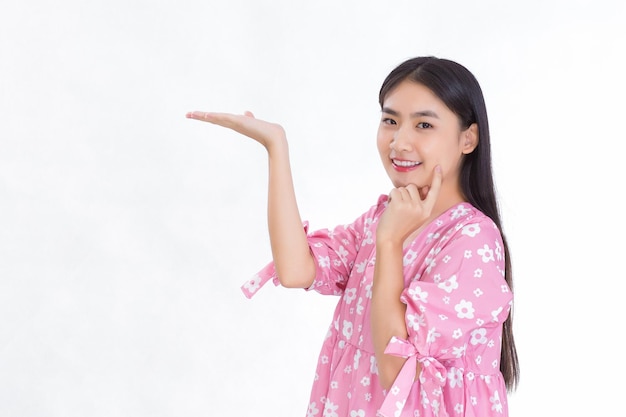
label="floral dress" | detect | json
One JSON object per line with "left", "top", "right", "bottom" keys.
{"left": 242, "top": 195, "right": 513, "bottom": 417}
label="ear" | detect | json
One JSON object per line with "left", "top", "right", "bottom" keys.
{"left": 461, "top": 123, "right": 479, "bottom": 154}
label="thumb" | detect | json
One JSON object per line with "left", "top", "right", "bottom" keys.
{"left": 423, "top": 165, "right": 443, "bottom": 207}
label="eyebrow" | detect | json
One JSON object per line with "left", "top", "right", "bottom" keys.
{"left": 381, "top": 107, "right": 440, "bottom": 119}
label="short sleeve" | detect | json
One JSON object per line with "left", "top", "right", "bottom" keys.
{"left": 401, "top": 216, "right": 513, "bottom": 363}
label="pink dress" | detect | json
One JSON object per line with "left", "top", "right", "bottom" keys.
{"left": 242, "top": 196, "right": 512, "bottom": 417}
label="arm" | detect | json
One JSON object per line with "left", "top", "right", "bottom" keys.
{"left": 186, "top": 111, "right": 316, "bottom": 288}
{"left": 370, "top": 167, "right": 442, "bottom": 390}
{"left": 371, "top": 239, "right": 412, "bottom": 390}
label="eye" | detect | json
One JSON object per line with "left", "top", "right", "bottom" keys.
{"left": 417, "top": 122, "right": 432, "bottom": 129}
{"left": 381, "top": 117, "right": 397, "bottom": 125}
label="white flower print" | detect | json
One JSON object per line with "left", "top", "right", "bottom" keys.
{"left": 452, "top": 328, "right": 463, "bottom": 339}
{"left": 427, "top": 232, "right": 441, "bottom": 243}
{"left": 391, "top": 385, "right": 400, "bottom": 395}
{"left": 474, "top": 268, "right": 483, "bottom": 278}
{"left": 475, "top": 355, "right": 482, "bottom": 365}
{"left": 344, "top": 365, "right": 352, "bottom": 373}
{"left": 488, "top": 340, "right": 495, "bottom": 348}
{"left": 426, "top": 327, "right": 441, "bottom": 343}
{"left": 350, "top": 410, "right": 365, "bottom": 417}
{"left": 342, "top": 320, "right": 354, "bottom": 339}
{"left": 356, "top": 297, "right": 364, "bottom": 315}
{"left": 370, "top": 356, "right": 378, "bottom": 374}
{"left": 365, "top": 283, "right": 373, "bottom": 299}
{"left": 323, "top": 401, "right": 339, "bottom": 417}
{"left": 477, "top": 244, "right": 495, "bottom": 263}
{"left": 492, "top": 359, "right": 499, "bottom": 368}
{"left": 407, "top": 313, "right": 426, "bottom": 330}
{"left": 466, "top": 372, "right": 474, "bottom": 381}
{"left": 473, "top": 288, "right": 483, "bottom": 297}
{"left": 470, "top": 328, "right": 488, "bottom": 345}
{"left": 341, "top": 238, "right": 350, "bottom": 245}
{"left": 318, "top": 255, "right": 330, "bottom": 268}
{"left": 442, "top": 254, "right": 451, "bottom": 263}
{"left": 495, "top": 240, "right": 503, "bottom": 261}
{"left": 431, "top": 399, "right": 440, "bottom": 416}
{"left": 454, "top": 403, "right": 464, "bottom": 414}
{"left": 425, "top": 259, "right": 437, "bottom": 274}
{"left": 448, "top": 367, "right": 463, "bottom": 388}
{"left": 333, "top": 259, "right": 342, "bottom": 267}
{"left": 455, "top": 299, "right": 475, "bottom": 319}
{"left": 408, "top": 285, "right": 429, "bottom": 303}
{"left": 476, "top": 318, "right": 484, "bottom": 326}
{"left": 404, "top": 249, "right": 418, "bottom": 266}
{"left": 353, "top": 349, "right": 361, "bottom": 370}
{"left": 338, "top": 245, "right": 349, "bottom": 264}
{"left": 451, "top": 204, "right": 470, "bottom": 219}
{"left": 464, "top": 250, "right": 472, "bottom": 259}
{"left": 490, "top": 390, "right": 503, "bottom": 413}
{"left": 360, "top": 376, "right": 370, "bottom": 386}
{"left": 243, "top": 274, "right": 261, "bottom": 293}
{"left": 438, "top": 314, "right": 448, "bottom": 321}
{"left": 470, "top": 396, "right": 477, "bottom": 405}
{"left": 438, "top": 274, "right": 459, "bottom": 293}
{"left": 395, "top": 399, "right": 406, "bottom": 417}
{"left": 313, "top": 242, "right": 324, "bottom": 248}
{"left": 321, "top": 355, "right": 329, "bottom": 365}
{"left": 344, "top": 288, "right": 357, "bottom": 304}
{"left": 307, "top": 402, "right": 320, "bottom": 417}
{"left": 452, "top": 345, "right": 466, "bottom": 358}
{"left": 433, "top": 273, "right": 442, "bottom": 283}
{"left": 356, "top": 260, "right": 367, "bottom": 273}
{"left": 361, "top": 230, "right": 373, "bottom": 246}
{"left": 462, "top": 223, "right": 481, "bottom": 237}
{"left": 330, "top": 381, "right": 338, "bottom": 389}
{"left": 492, "top": 306, "right": 504, "bottom": 322}
{"left": 501, "top": 284, "right": 510, "bottom": 293}
{"left": 365, "top": 392, "right": 372, "bottom": 401}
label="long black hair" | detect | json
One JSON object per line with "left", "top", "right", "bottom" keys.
{"left": 379, "top": 56, "right": 519, "bottom": 391}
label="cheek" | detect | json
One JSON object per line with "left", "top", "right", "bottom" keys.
{"left": 376, "top": 131, "right": 389, "bottom": 154}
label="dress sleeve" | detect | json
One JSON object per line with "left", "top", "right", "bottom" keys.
{"left": 402, "top": 216, "right": 512, "bottom": 360}
{"left": 241, "top": 196, "right": 385, "bottom": 298}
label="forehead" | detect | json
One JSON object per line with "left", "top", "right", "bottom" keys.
{"left": 382, "top": 80, "right": 449, "bottom": 114}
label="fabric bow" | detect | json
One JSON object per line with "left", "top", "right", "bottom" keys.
{"left": 378, "top": 336, "right": 449, "bottom": 417}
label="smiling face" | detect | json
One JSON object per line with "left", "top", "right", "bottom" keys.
{"left": 377, "top": 80, "right": 478, "bottom": 203}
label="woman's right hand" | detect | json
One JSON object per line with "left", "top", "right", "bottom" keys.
{"left": 186, "top": 111, "right": 286, "bottom": 152}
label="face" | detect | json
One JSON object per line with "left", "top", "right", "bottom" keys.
{"left": 376, "top": 80, "right": 477, "bottom": 193}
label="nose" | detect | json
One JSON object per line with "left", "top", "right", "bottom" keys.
{"left": 390, "top": 125, "right": 413, "bottom": 152}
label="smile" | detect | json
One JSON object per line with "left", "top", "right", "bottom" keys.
{"left": 392, "top": 159, "right": 421, "bottom": 171}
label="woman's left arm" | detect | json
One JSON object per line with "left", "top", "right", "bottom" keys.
{"left": 371, "top": 168, "right": 441, "bottom": 389}
{"left": 371, "top": 239, "right": 413, "bottom": 390}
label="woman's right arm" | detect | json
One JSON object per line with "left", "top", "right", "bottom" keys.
{"left": 186, "top": 111, "right": 316, "bottom": 288}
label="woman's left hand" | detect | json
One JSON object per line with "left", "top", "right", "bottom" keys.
{"left": 376, "top": 165, "right": 442, "bottom": 246}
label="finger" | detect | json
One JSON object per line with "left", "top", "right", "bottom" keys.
{"left": 244, "top": 111, "right": 255, "bottom": 118}
{"left": 186, "top": 111, "right": 221, "bottom": 122}
{"left": 404, "top": 183, "right": 421, "bottom": 201}
{"left": 388, "top": 188, "right": 403, "bottom": 202}
{"left": 423, "top": 165, "right": 443, "bottom": 207}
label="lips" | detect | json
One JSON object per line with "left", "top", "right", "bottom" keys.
{"left": 391, "top": 158, "right": 421, "bottom": 172}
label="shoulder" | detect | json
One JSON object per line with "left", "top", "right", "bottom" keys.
{"left": 440, "top": 203, "right": 504, "bottom": 248}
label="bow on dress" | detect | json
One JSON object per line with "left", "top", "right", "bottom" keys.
{"left": 378, "top": 336, "right": 449, "bottom": 417}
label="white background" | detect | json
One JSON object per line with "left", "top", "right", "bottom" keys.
{"left": 1, "top": 0, "right": 624, "bottom": 416}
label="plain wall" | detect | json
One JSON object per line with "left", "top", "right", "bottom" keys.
{"left": 1, "top": 0, "right": 625, "bottom": 416}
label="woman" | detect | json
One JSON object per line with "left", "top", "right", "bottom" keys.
{"left": 187, "top": 56, "right": 519, "bottom": 417}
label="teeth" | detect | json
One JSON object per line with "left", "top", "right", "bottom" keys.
{"left": 393, "top": 159, "right": 420, "bottom": 167}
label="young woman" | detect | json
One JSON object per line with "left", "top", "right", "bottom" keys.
{"left": 187, "top": 56, "right": 519, "bottom": 417}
